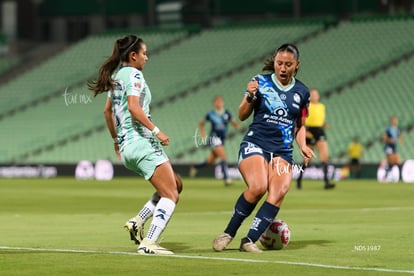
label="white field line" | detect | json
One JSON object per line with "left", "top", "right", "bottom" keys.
{"left": 0, "top": 246, "right": 413, "bottom": 274}
{"left": 177, "top": 206, "right": 414, "bottom": 216}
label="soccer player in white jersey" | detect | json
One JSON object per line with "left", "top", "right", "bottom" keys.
{"left": 88, "top": 35, "right": 182, "bottom": 255}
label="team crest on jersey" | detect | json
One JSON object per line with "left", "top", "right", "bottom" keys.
{"left": 293, "top": 93, "right": 301, "bottom": 103}
{"left": 135, "top": 81, "right": 141, "bottom": 89}
{"left": 280, "top": 94, "right": 287, "bottom": 100}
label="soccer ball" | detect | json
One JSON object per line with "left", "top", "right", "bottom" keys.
{"left": 259, "top": 218, "right": 291, "bottom": 250}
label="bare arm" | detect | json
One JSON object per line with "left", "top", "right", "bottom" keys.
{"left": 104, "top": 98, "right": 117, "bottom": 140}
{"left": 296, "top": 116, "right": 316, "bottom": 165}
{"left": 295, "top": 117, "right": 307, "bottom": 149}
{"left": 103, "top": 98, "right": 121, "bottom": 161}
{"left": 198, "top": 119, "right": 207, "bottom": 138}
{"left": 127, "top": 95, "right": 169, "bottom": 146}
{"left": 231, "top": 119, "right": 241, "bottom": 130}
{"left": 127, "top": 96, "right": 155, "bottom": 130}
{"left": 381, "top": 133, "right": 389, "bottom": 143}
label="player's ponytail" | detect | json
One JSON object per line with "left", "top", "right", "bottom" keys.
{"left": 88, "top": 35, "right": 143, "bottom": 96}
{"left": 262, "top": 52, "right": 277, "bottom": 72}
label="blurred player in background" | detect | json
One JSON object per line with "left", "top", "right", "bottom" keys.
{"left": 348, "top": 136, "right": 364, "bottom": 178}
{"left": 88, "top": 35, "right": 182, "bottom": 255}
{"left": 382, "top": 115, "right": 403, "bottom": 181}
{"left": 296, "top": 89, "right": 335, "bottom": 189}
{"left": 190, "top": 95, "right": 241, "bottom": 186}
{"left": 213, "top": 44, "right": 315, "bottom": 253}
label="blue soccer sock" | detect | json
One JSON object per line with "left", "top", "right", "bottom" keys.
{"left": 224, "top": 193, "right": 257, "bottom": 237}
{"left": 220, "top": 160, "right": 229, "bottom": 180}
{"left": 246, "top": 201, "right": 280, "bottom": 242}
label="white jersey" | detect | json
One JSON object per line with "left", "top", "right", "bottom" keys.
{"left": 108, "top": 66, "right": 152, "bottom": 150}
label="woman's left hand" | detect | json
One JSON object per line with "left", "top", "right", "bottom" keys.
{"left": 300, "top": 145, "right": 316, "bottom": 166}
{"left": 156, "top": 131, "right": 170, "bottom": 146}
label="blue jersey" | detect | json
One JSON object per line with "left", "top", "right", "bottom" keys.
{"left": 205, "top": 109, "right": 233, "bottom": 141}
{"left": 242, "top": 73, "right": 310, "bottom": 159}
{"left": 384, "top": 125, "right": 400, "bottom": 153}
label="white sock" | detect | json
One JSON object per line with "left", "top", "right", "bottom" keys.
{"left": 146, "top": 197, "right": 176, "bottom": 241}
{"left": 135, "top": 193, "right": 160, "bottom": 224}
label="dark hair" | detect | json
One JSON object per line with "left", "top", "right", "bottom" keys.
{"left": 262, "top": 43, "right": 300, "bottom": 75}
{"left": 88, "top": 35, "right": 144, "bottom": 96}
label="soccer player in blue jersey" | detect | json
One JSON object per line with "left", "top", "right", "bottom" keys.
{"left": 88, "top": 35, "right": 182, "bottom": 255}
{"left": 190, "top": 95, "right": 241, "bottom": 185}
{"left": 382, "top": 115, "right": 402, "bottom": 181}
{"left": 213, "top": 43, "right": 316, "bottom": 252}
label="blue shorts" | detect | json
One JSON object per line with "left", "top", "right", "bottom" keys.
{"left": 209, "top": 136, "right": 224, "bottom": 149}
{"left": 384, "top": 144, "right": 397, "bottom": 155}
{"left": 238, "top": 141, "right": 293, "bottom": 165}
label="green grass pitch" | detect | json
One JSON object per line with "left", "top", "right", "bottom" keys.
{"left": 0, "top": 177, "right": 413, "bottom": 275}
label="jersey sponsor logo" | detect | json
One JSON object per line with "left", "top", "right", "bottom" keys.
{"left": 263, "top": 114, "right": 293, "bottom": 126}
{"left": 274, "top": 108, "right": 287, "bottom": 117}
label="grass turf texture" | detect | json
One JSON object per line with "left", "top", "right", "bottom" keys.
{"left": 0, "top": 177, "right": 413, "bottom": 275}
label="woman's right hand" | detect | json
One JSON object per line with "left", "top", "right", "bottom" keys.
{"left": 246, "top": 80, "right": 258, "bottom": 97}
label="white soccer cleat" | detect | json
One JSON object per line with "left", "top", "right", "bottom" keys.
{"left": 224, "top": 178, "right": 233, "bottom": 186}
{"left": 212, "top": 233, "right": 233, "bottom": 252}
{"left": 137, "top": 238, "right": 174, "bottom": 255}
{"left": 239, "top": 237, "right": 263, "bottom": 253}
{"left": 124, "top": 217, "right": 144, "bottom": 245}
